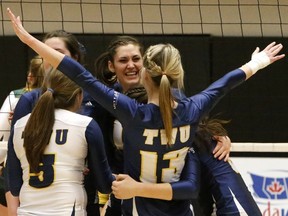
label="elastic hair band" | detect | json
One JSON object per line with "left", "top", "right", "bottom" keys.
{"left": 47, "top": 88, "right": 54, "bottom": 94}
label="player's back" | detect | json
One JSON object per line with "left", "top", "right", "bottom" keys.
{"left": 12, "top": 109, "right": 93, "bottom": 216}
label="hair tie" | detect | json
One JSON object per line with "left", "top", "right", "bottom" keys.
{"left": 162, "top": 71, "right": 167, "bottom": 76}
{"left": 47, "top": 88, "right": 54, "bottom": 94}
{"left": 78, "top": 42, "right": 87, "bottom": 54}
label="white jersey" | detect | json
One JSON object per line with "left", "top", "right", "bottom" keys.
{"left": 0, "top": 90, "right": 24, "bottom": 164}
{"left": 11, "top": 109, "right": 93, "bottom": 216}
{"left": 0, "top": 91, "right": 19, "bottom": 142}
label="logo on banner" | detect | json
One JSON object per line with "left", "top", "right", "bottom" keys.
{"left": 250, "top": 172, "right": 288, "bottom": 199}
{"left": 249, "top": 171, "right": 288, "bottom": 215}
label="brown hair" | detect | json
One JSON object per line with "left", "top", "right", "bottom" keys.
{"left": 124, "top": 85, "right": 147, "bottom": 104}
{"left": 194, "top": 117, "right": 230, "bottom": 152}
{"left": 94, "top": 35, "right": 144, "bottom": 86}
{"left": 23, "top": 69, "right": 82, "bottom": 172}
{"left": 42, "top": 30, "right": 86, "bottom": 65}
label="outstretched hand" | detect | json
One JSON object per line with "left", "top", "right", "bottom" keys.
{"left": 254, "top": 42, "right": 285, "bottom": 64}
{"left": 7, "top": 8, "right": 33, "bottom": 45}
{"left": 245, "top": 42, "right": 285, "bottom": 77}
{"left": 7, "top": 8, "right": 65, "bottom": 69}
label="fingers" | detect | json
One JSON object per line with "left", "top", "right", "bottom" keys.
{"left": 224, "top": 153, "right": 230, "bottom": 162}
{"left": 111, "top": 180, "right": 129, "bottom": 199}
{"left": 271, "top": 53, "right": 285, "bottom": 63}
{"left": 7, "top": 8, "right": 17, "bottom": 24}
{"left": 251, "top": 47, "right": 260, "bottom": 56}
{"left": 7, "top": 8, "right": 19, "bottom": 34}
{"left": 267, "top": 44, "right": 283, "bottom": 57}
{"left": 263, "top": 41, "right": 276, "bottom": 51}
{"left": 214, "top": 149, "right": 230, "bottom": 161}
{"left": 115, "top": 174, "right": 128, "bottom": 181}
{"left": 112, "top": 180, "right": 120, "bottom": 193}
{"left": 111, "top": 183, "right": 119, "bottom": 197}
{"left": 213, "top": 136, "right": 231, "bottom": 160}
{"left": 255, "top": 42, "right": 284, "bottom": 61}
{"left": 268, "top": 43, "right": 285, "bottom": 63}
{"left": 262, "top": 42, "right": 284, "bottom": 60}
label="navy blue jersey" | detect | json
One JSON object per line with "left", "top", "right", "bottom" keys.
{"left": 57, "top": 56, "right": 246, "bottom": 216}
{"left": 12, "top": 89, "right": 105, "bottom": 127}
{"left": 195, "top": 140, "right": 261, "bottom": 216}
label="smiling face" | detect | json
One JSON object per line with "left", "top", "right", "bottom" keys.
{"left": 108, "top": 44, "right": 143, "bottom": 92}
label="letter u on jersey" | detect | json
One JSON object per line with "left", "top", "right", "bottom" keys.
{"left": 55, "top": 129, "right": 68, "bottom": 145}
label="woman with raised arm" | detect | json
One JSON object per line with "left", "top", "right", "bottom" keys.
{"left": 94, "top": 35, "right": 233, "bottom": 216}
{"left": 5, "top": 29, "right": 104, "bottom": 216}
{"left": 6, "top": 69, "right": 114, "bottom": 215}
{"left": 7, "top": 8, "right": 284, "bottom": 216}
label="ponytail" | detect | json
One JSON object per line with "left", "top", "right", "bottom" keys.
{"left": 143, "top": 44, "right": 183, "bottom": 146}
{"left": 24, "top": 90, "right": 55, "bottom": 172}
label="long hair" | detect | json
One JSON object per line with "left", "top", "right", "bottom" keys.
{"left": 25, "top": 55, "right": 44, "bottom": 91}
{"left": 143, "top": 44, "right": 184, "bottom": 146}
{"left": 194, "top": 117, "right": 230, "bottom": 153}
{"left": 23, "top": 69, "right": 82, "bottom": 172}
{"left": 124, "top": 85, "right": 147, "bottom": 104}
{"left": 94, "top": 35, "right": 144, "bottom": 86}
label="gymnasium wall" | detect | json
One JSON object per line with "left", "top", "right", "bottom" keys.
{"left": 0, "top": 35, "right": 287, "bottom": 142}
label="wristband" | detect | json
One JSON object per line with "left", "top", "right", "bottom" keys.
{"left": 246, "top": 52, "right": 270, "bottom": 75}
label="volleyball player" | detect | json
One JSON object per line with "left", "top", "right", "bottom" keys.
{"left": 94, "top": 35, "right": 231, "bottom": 216}
{"left": 0, "top": 55, "right": 44, "bottom": 143}
{"left": 7, "top": 30, "right": 105, "bottom": 216}
{"left": 0, "top": 55, "right": 44, "bottom": 215}
{"left": 6, "top": 68, "right": 114, "bottom": 215}
{"left": 11, "top": 30, "right": 87, "bottom": 127}
{"left": 7, "top": 8, "right": 284, "bottom": 215}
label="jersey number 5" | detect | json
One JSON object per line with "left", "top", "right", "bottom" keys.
{"left": 29, "top": 154, "right": 55, "bottom": 188}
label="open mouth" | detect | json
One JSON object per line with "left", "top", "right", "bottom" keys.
{"left": 125, "top": 71, "right": 138, "bottom": 77}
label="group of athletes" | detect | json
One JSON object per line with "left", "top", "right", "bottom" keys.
{"left": 0, "top": 7, "right": 285, "bottom": 216}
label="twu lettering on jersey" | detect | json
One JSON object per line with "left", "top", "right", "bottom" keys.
{"left": 143, "top": 125, "right": 190, "bottom": 145}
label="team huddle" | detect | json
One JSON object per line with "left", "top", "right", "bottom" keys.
{"left": 0, "top": 7, "right": 284, "bottom": 216}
